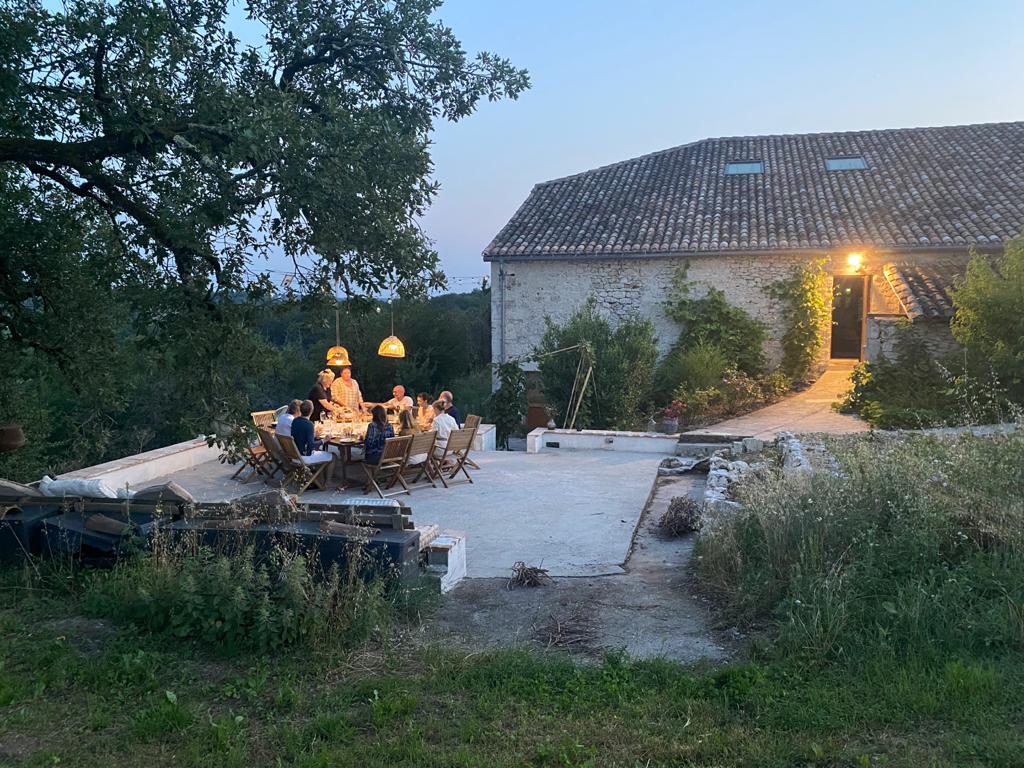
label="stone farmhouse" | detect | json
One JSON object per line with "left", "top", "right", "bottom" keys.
{"left": 483, "top": 121, "right": 1024, "bottom": 373}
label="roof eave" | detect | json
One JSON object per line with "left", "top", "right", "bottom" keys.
{"left": 481, "top": 243, "right": 1004, "bottom": 263}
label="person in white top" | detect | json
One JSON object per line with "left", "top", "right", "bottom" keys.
{"left": 330, "top": 366, "right": 364, "bottom": 412}
{"left": 430, "top": 399, "right": 457, "bottom": 453}
{"left": 275, "top": 400, "right": 302, "bottom": 437}
{"left": 381, "top": 384, "right": 414, "bottom": 412}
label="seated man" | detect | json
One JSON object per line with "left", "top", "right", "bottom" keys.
{"left": 381, "top": 384, "right": 414, "bottom": 412}
{"left": 439, "top": 390, "right": 461, "bottom": 426}
{"left": 275, "top": 399, "right": 302, "bottom": 438}
{"left": 430, "top": 399, "right": 458, "bottom": 453}
{"left": 290, "top": 400, "right": 320, "bottom": 455}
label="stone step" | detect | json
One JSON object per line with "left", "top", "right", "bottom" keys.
{"left": 677, "top": 432, "right": 751, "bottom": 444}
{"left": 674, "top": 442, "right": 730, "bottom": 458}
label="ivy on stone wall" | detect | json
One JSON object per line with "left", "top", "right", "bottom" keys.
{"left": 767, "top": 259, "right": 830, "bottom": 382}
{"left": 663, "top": 267, "right": 768, "bottom": 375}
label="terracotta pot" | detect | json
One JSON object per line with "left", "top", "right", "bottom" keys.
{"left": 0, "top": 424, "right": 26, "bottom": 453}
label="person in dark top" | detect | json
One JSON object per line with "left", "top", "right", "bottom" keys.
{"left": 308, "top": 370, "right": 336, "bottom": 422}
{"left": 363, "top": 405, "right": 394, "bottom": 466}
{"left": 439, "top": 390, "right": 461, "bottom": 426}
{"left": 291, "top": 400, "right": 318, "bottom": 455}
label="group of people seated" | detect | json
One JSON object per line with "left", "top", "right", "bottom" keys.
{"left": 275, "top": 366, "right": 464, "bottom": 469}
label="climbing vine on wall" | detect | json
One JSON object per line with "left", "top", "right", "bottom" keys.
{"left": 768, "top": 259, "right": 830, "bottom": 382}
{"left": 663, "top": 267, "right": 768, "bottom": 375}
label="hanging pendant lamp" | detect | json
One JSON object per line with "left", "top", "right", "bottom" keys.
{"left": 326, "top": 306, "right": 352, "bottom": 367}
{"left": 377, "top": 298, "right": 405, "bottom": 359}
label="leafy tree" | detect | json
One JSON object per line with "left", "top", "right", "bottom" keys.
{"left": 0, "top": 0, "right": 525, "bottom": 479}
{"left": 487, "top": 360, "right": 526, "bottom": 449}
{"left": 951, "top": 237, "right": 1024, "bottom": 398}
{"left": 536, "top": 300, "right": 657, "bottom": 430}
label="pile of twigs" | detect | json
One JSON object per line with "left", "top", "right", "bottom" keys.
{"left": 507, "top": 560, "right": 552, "bottom": 589}
{"left": 535, "top": 604, "right": 596, "bottom": 648}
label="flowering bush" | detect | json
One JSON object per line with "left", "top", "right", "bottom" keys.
{"left": 657, "top": 399, "right": 688, "bottom": 421}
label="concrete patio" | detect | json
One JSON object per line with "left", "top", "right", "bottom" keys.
{"left": 143, "top": 449, "right": 662, "bottom": 578}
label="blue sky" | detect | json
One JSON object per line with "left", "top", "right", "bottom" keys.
{"left": 421, "top": 0, "right": 1024, "bottom": 287}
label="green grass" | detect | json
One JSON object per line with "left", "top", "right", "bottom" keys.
{"left": 2, "top": 432, "right": 1023, "bottom": 766}
{"left": 0, "top": 585, "right": 1022, "bottom": 767}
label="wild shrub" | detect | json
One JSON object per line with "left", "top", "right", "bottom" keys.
{"left": 663, "top": 269, "right": 768, "bottom": 376}
{"left": 952, "top": 236, "right": 1024, "bottom": 399}
{"left": 697, "top": 432, "right": 1024, "bottom": 662}
{"left": 536, "top": 299, "right": 658, "bottom": 430}
{"left": 659, "top": 496, "right": 702, "bottom": 536}
{"left": 653, "top": 341, "right": 727, "bottom": 402}
{"left": 839, "top": 332, "right": 1015, "bottom": 428}
{"left": 83, "top": 539, "right": 402, "bottom": 653}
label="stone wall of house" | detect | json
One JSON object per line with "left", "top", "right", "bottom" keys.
{"left": 865, "top": 315, "right": 960, "bottom": 362}
{"left": 490, "top": 252, "right": 824, "bottom": 371}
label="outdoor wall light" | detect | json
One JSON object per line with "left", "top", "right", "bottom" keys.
{"left": 846, "top": 252, "right": 864, "bottom": 270}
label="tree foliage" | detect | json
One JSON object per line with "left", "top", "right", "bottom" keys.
{"left": 487, "top": 360, "right": 526, "bottom": 449}
{"left": 0, "top": 0, "right": 525, "bottom": 478}
{"left": 951, "top": 237, "right": 1024, "bottom": 398}
{"left": 535, "top": 300, "right": 657, "bottom": 430}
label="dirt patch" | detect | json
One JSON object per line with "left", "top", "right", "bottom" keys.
{"left": 419, "top": 473, "right": 742, "bottom": 663}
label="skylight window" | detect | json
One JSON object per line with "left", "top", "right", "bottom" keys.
{"left": 725, "top": 161, "right": 764, "bottom": 175}
{"left": 825, "top": 156, "right": 868, "bottom": 171}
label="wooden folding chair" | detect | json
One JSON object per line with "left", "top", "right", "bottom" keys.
{"left": 251, "top": 410, "right": 277, "bottom": 429}
{"left": 230, "top": 441, "right": 270, "bottom": 483}
{"left": 463, "top": 414, "right": 482, "bottom": 470}
{"left": 437, "top": 428, "right": 476, "bottom": 486}
{"left": 276, "top": 434, "right": 334, "bottom": 493}
{"left": 363, "top": 435, "right": 413, "bottom": 499}
{"left": 395, "top": 430, "right": 439, "bottom": 488}
{"left": 256, "top": 428, "right": 286, "bottom": 483}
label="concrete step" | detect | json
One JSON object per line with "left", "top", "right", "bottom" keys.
{"left": 674, "top": 442, "right": 731, "bottom": 458}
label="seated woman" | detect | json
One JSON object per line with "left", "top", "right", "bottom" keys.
{"left": 430, "top": 399, "right": 457, "bottom": 455}
{"left": 363, "top": 405, "right": 395, "bottom": 466}
{"left": 398, "top": 409, "right": 420, "bottom": 437}
{"left": 416, "top": 392, "right": 434, "bottom": 427}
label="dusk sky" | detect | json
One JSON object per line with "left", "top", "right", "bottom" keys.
{"left": 420, "top": 0, "right": 1024, "bottom": 290}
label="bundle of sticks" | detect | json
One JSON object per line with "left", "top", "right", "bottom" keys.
{"left": 507, "top": 560, "right": 552, "bottom": 589}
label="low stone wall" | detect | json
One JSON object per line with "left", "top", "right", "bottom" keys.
{"left": 527, "top": 428, "right": 680, "bottom": 454}
{"left": 57, "top": 437, "right": 221, "bottom": 489}
{"left": 865, "top": 314, "right": 960, "bottom": 362}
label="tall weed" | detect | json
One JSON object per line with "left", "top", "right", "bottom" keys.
{"left": 697, "top": 432, "right": 1024, "bottom": 662}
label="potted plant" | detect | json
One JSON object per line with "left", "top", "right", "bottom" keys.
{"left": 656, "top": 400, "right": 687, "bottom": 434}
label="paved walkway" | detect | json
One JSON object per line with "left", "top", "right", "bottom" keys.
{"left": 685, "top": 361, "right": 870, "bottom": 439}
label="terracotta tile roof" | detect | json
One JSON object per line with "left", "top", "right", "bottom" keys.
{"left": 483, "top": 121, "right": 1024, "bottom": 260}
{"left": 882, "top": 259, "right": 969, "bottom": 320}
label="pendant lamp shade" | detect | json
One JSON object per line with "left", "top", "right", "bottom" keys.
{"left": 377, "top": 297, "right": 405, "bottom": 358}
{"left": 377, "top": 335, "right": 405, "bottom": 358}
{"left": 326, "top": 306, "right": 352, "bottom": 367}
{"left": 326, "top": 345, "right": 351, "bottom": 367}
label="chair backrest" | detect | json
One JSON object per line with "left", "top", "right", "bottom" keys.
{"left": 251, "top": 410, "right": 276, "bottom": 428}
{"left": 257, "top": 428, "right": 285, "bottom": 463}
{"left": 446, "top": 427, "right": 475, "bottom": 454}
{"left": 276, "top": 433, "right": 303, "bottom": 465}
{"left": 464, "top": 414, "right": 481, "bottom": 431}
{"left": 378, "top": 435, "right": 413, "bottom": 468}
{"left": 407, "top": 430, "right": 436, "bottom": 457}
